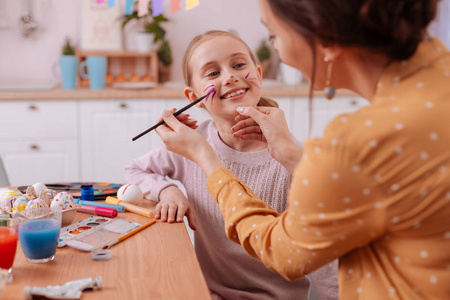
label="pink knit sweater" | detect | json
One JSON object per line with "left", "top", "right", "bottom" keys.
{"left": 125, "top": 120, "right": 338, "bottom": 300}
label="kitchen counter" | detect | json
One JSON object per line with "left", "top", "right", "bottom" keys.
{"left": 0, "top": 80, "right": 356, "bottom": 101}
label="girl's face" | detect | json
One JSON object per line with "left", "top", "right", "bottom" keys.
{"left": 257, "top": 0, "right": 324, "bottom": 88}
{"left": 185, "top": 36, "right": 263, "bottom": 122}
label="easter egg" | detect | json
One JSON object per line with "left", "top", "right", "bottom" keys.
{"left": 26, "top": 197, "right": 49, "bottom": 210}
{"left": 0, "top": 198, "right": 12, "bottom": 212}
{"left": 32, "top": 183, "right": 47, "bottom": 196}
{"left": 12, "top": 195, "right": 30, "bottom": 211}
{"left": 0, "top": 189, "right": 22, "bottom": 202}
{"left": 117, "top": 184, "right": 143, "bottom": 204}
{"left": 51, "top": 192, "right": 75, "bottom": 211}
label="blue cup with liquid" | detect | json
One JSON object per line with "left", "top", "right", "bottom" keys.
{"left": 79, "top": 55, "right": 107, "bottom": 90}
{"left": 17, "top": 208, "right": 62, "bottom": 263}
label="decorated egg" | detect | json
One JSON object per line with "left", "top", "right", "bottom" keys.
{"left": 0, "top": 198, "right": 12, "bottom": 212}
{"left": 32, "top": 183, "right": 47, "bottom": 197}
{"left": 51, "top": 192, "right": 75, "bottom": 211}
{"left": 26, "top": 197, "right": 49, "bottom": 210}
{"left": 1, "top": 189, "right": 22, "bottom": 212}
{"left": 12, "top": 195, "right": 30, "bottom": 211}
{"left": 0, "top": 189, "right": 22, "bottom": 202}
{"left": 117, "top": 184, "right": 143, "bottom": 204}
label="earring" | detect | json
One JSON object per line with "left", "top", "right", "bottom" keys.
{"left": 324, "top": 56, "right": 335, "bottom": 100}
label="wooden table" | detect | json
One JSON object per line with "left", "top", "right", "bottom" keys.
{"left": 0, "top": 200, "right": 211, "bottom": 300}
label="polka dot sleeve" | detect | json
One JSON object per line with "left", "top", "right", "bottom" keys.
{"left": 207, "top": 141, "right": 386, "bottom": 280}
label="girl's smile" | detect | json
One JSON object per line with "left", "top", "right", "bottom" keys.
{"left": 220, "top": 87, "right": 249, "bottom": 100}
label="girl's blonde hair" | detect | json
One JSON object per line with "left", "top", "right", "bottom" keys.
{"left": 182, "top": 30, "right": 278, "bottom": 108}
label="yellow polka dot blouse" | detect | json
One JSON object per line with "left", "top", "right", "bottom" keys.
{"left": 207, "top": 38, "right": 450, "bottom": 299}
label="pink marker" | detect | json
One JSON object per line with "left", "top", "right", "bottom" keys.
{"left": 77, "top": 205, "right": 118, "bottom": 218}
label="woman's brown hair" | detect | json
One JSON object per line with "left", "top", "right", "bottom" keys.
{"left": 266, "top": 0, "right": 440, "bottom": 61}
{"left": 182, "top": 30, "right": 278, "bottom": 108}
{"left": 265, "top": 0, "right": 440, "bottom": 135}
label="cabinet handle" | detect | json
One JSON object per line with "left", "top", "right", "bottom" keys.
{"left": 30, "top": 144, "right": 39, "bottom": 150}
{"left": 120, "top": 103, "right": 128, "bottom": 109}
{"left": 29, "top": 105, "right": 37, "bottom": 110}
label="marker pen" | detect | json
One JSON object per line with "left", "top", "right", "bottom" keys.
{"left": 74, "top": 199, "right": 125, "bottom": 212}
{"left": 77, "top": 205, "right": 118, "bottom": 218}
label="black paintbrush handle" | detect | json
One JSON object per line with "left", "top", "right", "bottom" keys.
{"left": 132, "top": 94, "right": 207, "bottom": 141}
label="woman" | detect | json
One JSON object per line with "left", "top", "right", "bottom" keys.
{"left": 156, "top": 0, "right": 450, "bottom": 299}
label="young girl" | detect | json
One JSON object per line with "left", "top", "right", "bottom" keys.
{"left": 125, "top": 30, "right": 337, "bottom": 300}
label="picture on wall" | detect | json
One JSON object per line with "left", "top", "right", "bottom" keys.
{"left": 80, "top": 0, "right": 122, "bottom": 51}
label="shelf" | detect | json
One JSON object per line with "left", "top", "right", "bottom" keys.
{"left": 76, "top": 50, "right": 157, "bottom": 58}
{"left": 76, "top": 50, "right": 159, "bottom": 87}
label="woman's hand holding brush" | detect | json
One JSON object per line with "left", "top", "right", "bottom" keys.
{"left": 156, "top": 110, "right": 225, "bottom": 176}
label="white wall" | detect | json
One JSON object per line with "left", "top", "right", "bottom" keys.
{"left": 0, "top": 0, "right": 448, "bottom": 84}
{"left": 0, "top": 0, "right": 269, "bottom": 83}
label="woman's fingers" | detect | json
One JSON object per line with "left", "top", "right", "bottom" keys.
{"left": 233, "top": 125, "right": 263, "bottom": 138}
{"left": 232, "top": 118, "right": 258, "bottom": 132}
{"left": 181, "top": 118, "right": 198, "bottom": 129}
{"left": 161, "top": 110, "right": 186, "bottom": 132}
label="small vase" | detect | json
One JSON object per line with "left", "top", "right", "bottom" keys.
{"left": 135, "top": 32, "right": 154, "bottom": 53}
{"left": 158, "top": 61, "right": 172, "bottom": 83}
{"left": 261, "top": 60, "right": 272, "bottom": 78}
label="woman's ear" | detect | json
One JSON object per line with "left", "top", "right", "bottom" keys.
{"left": 184, "top": 87, "right": 205, "bottom": 108}
{"left": 316, "top": 43, "right": 342, "bottom": 61}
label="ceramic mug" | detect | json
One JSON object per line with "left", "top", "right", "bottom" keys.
{"left": 52, "top": 56, "right": 78, "bottom": 90}
{"left": 79, "top": 56, "right": 107, "bottom": 90}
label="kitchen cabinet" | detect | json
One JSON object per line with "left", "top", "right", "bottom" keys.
{"left": 289, "top": 96, "right": 370, "bottom": 142}
{"left": 0, "top": 100, "right": 79, "bottom": 186}
{"left": 79, "top": 98, "right": 210, "bottom": 183}
{"left": 0, "top": 140, "right": 79, "bottom": 186}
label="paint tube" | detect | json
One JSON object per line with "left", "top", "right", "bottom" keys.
{"left": 24, "top": 276, "right": 102, "bottom": 300}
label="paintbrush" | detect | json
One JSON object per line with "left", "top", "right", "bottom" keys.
{"left": 132, "top": 92, "right": 211, "bottom": 141}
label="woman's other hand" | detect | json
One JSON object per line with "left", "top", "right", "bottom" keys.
{"left": 232, "top": 106, "right": 302, "bottom": 174}
{"left": 156, "top": 186, "right": 197, "bottom": 231}
{"left": 156, "top": 110, "right": 225, "bottom": 176}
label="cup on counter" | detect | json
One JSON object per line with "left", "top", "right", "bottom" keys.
{"left": 79, "top": 56, "right": 107, "bottom": 90}
{"left": 17, "top": 208, "right": 62, "bottom": 263}
{"left": 52, "top": 55, "right": 78, "bottom": 90}
{"left": 0, "top": 217, "right": 19, "bottom": 283}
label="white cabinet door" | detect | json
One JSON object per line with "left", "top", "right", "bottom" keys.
{"left": 0, "top": 100, "right": 78, "bottom": 139}
{"left": 0, "top": 100, "right": 79, "bottom": 186}
{"left": 79, "top": 99, "right": 210, "bottom": 183}
{"left": 0, "top": 139, "right": 79, "bottom": 186}
{"left": 292, "top": 96, "right": 369, "bottom": 140}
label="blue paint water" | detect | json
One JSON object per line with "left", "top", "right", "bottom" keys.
{"left": 19, "top": 219, "right": 60, "bottom": 260}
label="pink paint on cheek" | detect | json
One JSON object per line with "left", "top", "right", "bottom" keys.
{"left": 203, "top": 85, "right": 217, "bottom": 104}
{"left": 250, "top": 78, "right": 261, "bottom": 89}
{"left": 245, "top": 72, "right": 250, "bottom": 79}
